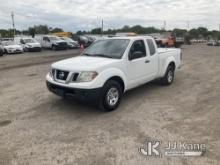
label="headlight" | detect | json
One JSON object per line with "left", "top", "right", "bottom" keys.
{"left": 49, "top": 68, "right": 55, "bottom": 78}
{"left": 26, "top": 44, "right": 32, "bottom": 48}
{"left": 77, "top": 71, "right": 98, "bottom": 82}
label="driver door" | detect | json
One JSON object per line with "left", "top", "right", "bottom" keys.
{"left": 43, "top": 37, "right": 50, "bottom": 48}
{"left": 126, "top": 40, "right": 149, "bottom": 88}
{"left": 20, "top": 39, "right": 25, "bottom": 49}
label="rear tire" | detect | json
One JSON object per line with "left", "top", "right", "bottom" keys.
{"left": 4, "top": 49, "right": 7, "bottom": 54}
{"left": 99, "top": 80, "right": 122, "bottom": 111}
{"left": 52, "top": 45, "right": 56, "bottom": 51}
{"left": 161, "top": 64, "right": 175, "bottom": 85}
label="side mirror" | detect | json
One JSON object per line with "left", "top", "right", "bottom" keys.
{"left": 20, "top": 40, "right": 25, "bottom": 44}
{"left": 129, "top": 51, "right": 144, "bottom": 60}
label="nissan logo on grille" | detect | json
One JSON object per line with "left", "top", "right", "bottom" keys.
{"left": 56, "top": 70, "right": 69, "bottom": 81}
{"left": 58, "top": 72, "right": 65, "bottom": 79}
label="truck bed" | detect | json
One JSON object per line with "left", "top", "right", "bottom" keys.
{"left": 157, "top": 48, "right": 182, "bottom": 77}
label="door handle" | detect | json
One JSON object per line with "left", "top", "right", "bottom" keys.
{"left": 145, "top": 60, "right": 150, "bottom": 63}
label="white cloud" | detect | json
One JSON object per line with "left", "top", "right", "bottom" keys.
{"left": 0, "top": 0, "right": 219, "bottom": 31}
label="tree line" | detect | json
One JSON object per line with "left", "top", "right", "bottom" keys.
{"left": 0, "top": 25, "right": 64, "bottom": 38}
{"left": 77, "top": 25, "right": 220, "bottom": 40}
{"left": 1, "top": 24, "right": 220, "bottom": 40}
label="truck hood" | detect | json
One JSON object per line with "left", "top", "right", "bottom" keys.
{"left": 52, "top": 56, "right": 119, "bottom": 71}
{"left": 52, "top": 40, "right": 66, "bottom": 44}
{"left": 26, "top": 43, "right": 41, "bottom": 47}
{"left": 4, "top": 45, "right": 22, "bottom": 49}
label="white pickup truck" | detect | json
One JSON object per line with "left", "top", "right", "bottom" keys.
{"left": 46, "top": 36, "right": 182, "bottom": 111}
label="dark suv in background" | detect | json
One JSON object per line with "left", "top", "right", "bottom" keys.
{"left": 0, "top": 44, "right": 4, "bottom": 57}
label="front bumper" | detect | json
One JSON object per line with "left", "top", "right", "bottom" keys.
{"left": 27, "top": 47, "right": 42, "bottom": 52}
{"left": 46, "top": 81, "right": 102, "bottom": 102}
{"left": 54, "top": 44, "right": 68, "bottom": 50}
{"left": 7, "top": 49, "right": 23, "bottom": 54}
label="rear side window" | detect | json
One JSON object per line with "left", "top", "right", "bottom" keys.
{"left": 147, "top": 39, "right": 156, "bottom": 55}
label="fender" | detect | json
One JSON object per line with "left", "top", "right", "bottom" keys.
{"left": 160, "top": 56, "right": 176, "bottom": 77}
{"left": 95, "top": 68, "right": 128, "bottom": 91}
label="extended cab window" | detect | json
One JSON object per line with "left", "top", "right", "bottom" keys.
{"left": 43, "top": 37, "right": 49, "bottom": 42}
{"left": 129, "top": 40, "right": 146, "bottom": 60}
{"left": 20, "top": 39, "right": 25, "bottom": 44}
{"left": 147, "top": 39, "right": 156, "bottom": 55}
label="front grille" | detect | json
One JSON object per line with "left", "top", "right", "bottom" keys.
{"left": 56, "top": 70, "right": 69, "bottom": 81}
{"left": 59, "top": 42, "right": 67, "bottom": 46}
{"left": 72, "top": 73, "right": 79, "bottom": 81}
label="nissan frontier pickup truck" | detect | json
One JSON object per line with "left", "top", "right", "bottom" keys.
{"left": 46, "top": 36, "right": 182, "bottom": 111}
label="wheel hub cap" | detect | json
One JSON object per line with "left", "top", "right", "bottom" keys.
{"left": 107, "top": 87, "right": 119, "bottom": 106}
{"left": 167, "top": 70, "right": 173, "bottom": 83}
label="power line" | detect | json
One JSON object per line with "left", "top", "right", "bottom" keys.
{"left": 101, "top": 19, "right": 103, "bottom": 36}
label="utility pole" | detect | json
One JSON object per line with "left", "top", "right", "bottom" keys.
{"left": 101, "top": 19, "right": 104, "bottom": 37}
{"left": 163, "top": 20, "right": 166, "bottom": 30}
{"left": 11, "top": 11, "right": 16, "bottom": 38}
{"left": 187, "top": 20, "right": 190, "bottom": 31}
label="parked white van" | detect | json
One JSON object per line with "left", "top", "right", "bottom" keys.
{"left": 14, "top": 37, "right": 42, "bottom": 52}
{"left": 35, "top": 35, "right": 68, "bottom": 50}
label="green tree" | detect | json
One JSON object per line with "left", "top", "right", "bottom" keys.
{"left": 28, "top": 27, "right": 36, "bottom": 37}
{"left": 91, "top": 28, "right": 102, "bottom": 34}
{"left": 34, "top": 25, "right": 49, "bottom": 34}
{"left": 50, "top": 28, "right": 63, "bottom": 33}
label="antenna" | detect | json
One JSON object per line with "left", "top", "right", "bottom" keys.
{"left": 187, "top": 20, "right": 190, "bottom": 31}
{"left": 163, "top": 21, "right": 166, "bottom": 30}
{"left": 101, "top": 19, "right": 104, "bottom": 36}
{"left": 11, "top": 11, "right": 16, "bottom": 38}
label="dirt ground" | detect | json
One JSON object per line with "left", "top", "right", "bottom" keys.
{"left": 0, "top": 45, "right": 219, "bottom": 165}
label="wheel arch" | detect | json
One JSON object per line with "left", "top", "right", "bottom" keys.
{"left": 106, "top": 76, "right": 125, "bottom": 93}
{"left": 161, "top": 57, "right": 176, "bottom": 77}
{"left": 169, "top": 61, "right": 176, "bottom": 70}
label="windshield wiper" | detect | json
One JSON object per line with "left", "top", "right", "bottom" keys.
{"left": 83, "top": 53, "right": 114, "bottom": 58}
{"left": 92, "top": 54, "right": 114, "bottom": 58}
{"left": 83, "top": 53, "right": 93, "bottom": 56}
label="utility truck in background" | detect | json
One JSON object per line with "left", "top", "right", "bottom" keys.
{"left": 35, "top": 35, "right": 68, "bottom": 50}
{"left": 46, "top": 36, "right": 182, "bottom": 111}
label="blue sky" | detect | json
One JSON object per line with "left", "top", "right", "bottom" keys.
{"left": 0, "top": 0, "right": 220, "bottom": 32}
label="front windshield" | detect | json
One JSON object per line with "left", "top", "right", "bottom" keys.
{"left": 64, "top": 37, "right": 74, "bottom": 42}
{"left": 23, "top": 39, "right": 37, "bottom": 43}
{"left": 49, "top": 37, "right": 60, "bottom": 41}
{"left": 83, "top": 39, "right": 130, "bottom": 59}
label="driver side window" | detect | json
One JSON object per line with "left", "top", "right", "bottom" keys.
{"left": 129, "top": 40, "right": 146, "bottom": 60}
{"left": 20, "top": 39, "right": 25, "bottom": 44}
{"left": 43, "top": 37, "right": 49, "bottom": 42}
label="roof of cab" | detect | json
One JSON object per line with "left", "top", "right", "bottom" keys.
{"left": 107, "top": 36, "right": 153, "bottom": 40}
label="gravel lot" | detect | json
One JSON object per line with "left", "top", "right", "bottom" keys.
{"left": 0, "top": 45, "right": 219, "bottom": 165}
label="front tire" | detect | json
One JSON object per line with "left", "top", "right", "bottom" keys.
{"left": 161, "top": 64, "right": 175, "bottom": 85}
{"left": 99, "top": 80, "right": 122, "bottom": 111}
{"left": 52, "top": 45, "right": 56, "bottom": 51}
{"left": 4, "top": 49, "right": 8, "bottom": 54}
